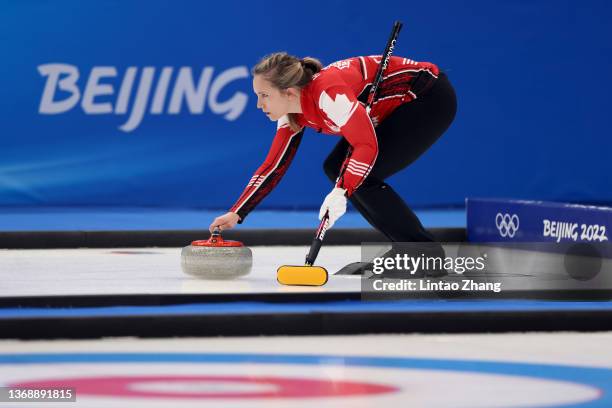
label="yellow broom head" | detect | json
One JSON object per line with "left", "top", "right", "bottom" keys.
{"left": 276, "top": 265, "right": 329, "bottom": 286}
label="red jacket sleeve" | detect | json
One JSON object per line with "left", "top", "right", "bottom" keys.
{"left": 229, "top": 120, "right": 304, "bottom": 222}
{"left": 318, "top": 85, "right": 378, "bottom": 195}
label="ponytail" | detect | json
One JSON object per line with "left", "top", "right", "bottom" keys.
{"left": 252, "top": 52, "right": 323, "bottom": 131}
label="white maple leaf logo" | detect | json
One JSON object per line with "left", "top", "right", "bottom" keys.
{"left": 318, "top": 91, "right": 357, "bottom": 128}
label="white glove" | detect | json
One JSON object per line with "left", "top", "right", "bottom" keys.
{"left": 319, "top": 187, "right": 347, "bottom": 228}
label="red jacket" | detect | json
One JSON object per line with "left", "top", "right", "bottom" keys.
{"left": 230, "top": 55, "right": 439, "bottom": 221}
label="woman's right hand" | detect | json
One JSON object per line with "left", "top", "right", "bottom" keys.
{"left": 209, "top": 212, "right": 241, "bottom": 233}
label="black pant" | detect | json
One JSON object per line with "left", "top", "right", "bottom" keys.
{"left": 323, "top": 73, "right": 457, "bottom": 242}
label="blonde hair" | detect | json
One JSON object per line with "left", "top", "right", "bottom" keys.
{"left": 252, "top": 52, "right": 323, "bottom": 131}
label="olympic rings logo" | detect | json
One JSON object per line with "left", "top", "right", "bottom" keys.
{"left": 495, "top": 213, "right": 520, "bottom": 238}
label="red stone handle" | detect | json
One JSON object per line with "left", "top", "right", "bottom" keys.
{"left": 191, "top": 228, "right": 244, "bottom": 247}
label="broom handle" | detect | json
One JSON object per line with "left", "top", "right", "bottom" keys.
{"left": 366, "top": 21, "right": 403, "bottom": 110}
{"left": 305, "top": 211, "right": 330, "bottom": 265}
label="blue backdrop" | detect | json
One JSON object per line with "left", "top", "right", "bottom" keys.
{"left": 1, "top": 0, "right": 611, "bottom": 210}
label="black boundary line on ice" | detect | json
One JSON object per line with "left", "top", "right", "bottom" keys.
{"left": 0, "top": 292, "right": 362, "bottom": 308}
{"left": 0, "top": 228, "right": 466, "bottom": 249}
{"left": 1, "top": 309, "right": 612, "bottom": 340}
{"left": 0, "top": 289, "right": 611, "bottom": 309}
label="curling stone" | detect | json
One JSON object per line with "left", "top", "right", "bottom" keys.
{"left": 181, "top": 229, "right": 252, "bottom": 279}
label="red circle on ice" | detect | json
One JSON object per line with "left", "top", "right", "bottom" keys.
{"left": 11, "top": 375, "right": 398, "bottom": 399}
